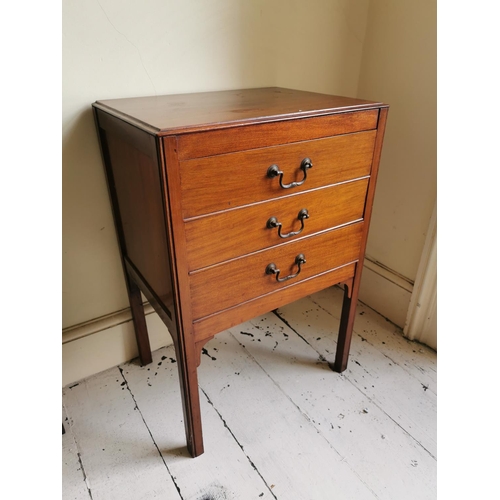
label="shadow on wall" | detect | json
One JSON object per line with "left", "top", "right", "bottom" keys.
{"left": 62, "top": 107, "right": 128, "bottom": 329}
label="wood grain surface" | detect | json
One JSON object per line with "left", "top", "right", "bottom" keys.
{"left": 185, "top": 178, "right": 369, "bottom": 271}
{"left": 100, "top": 120, "right": 173, "bottom": 308}
{"left": 179, "top": 131, "right": 376, "bottom": 218}
{"left": 192, "top": 263, "right": 356, "bottom": 343}
{"left": 177, "top": 110, "right": 378, "bottom": 159}
{"left": 189, "top": 222, "right": 364, "bottom": 320}
{"left": 95, "top": 87, "right": 383, "bottom": 136}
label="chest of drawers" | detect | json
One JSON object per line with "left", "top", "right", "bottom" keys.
{"left": 93, "top": 87, "right": 388, "bottom": 457}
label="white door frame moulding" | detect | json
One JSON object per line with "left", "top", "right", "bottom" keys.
{"left": 403, "top": 202, "right": 437, "bottom": 350}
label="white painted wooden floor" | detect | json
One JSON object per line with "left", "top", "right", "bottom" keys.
{"left": 62, "top": 286, "right": 437, "bottom": 500}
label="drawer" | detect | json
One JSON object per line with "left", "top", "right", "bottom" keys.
{"left": 185, "top": 178, "right": 369, "bottom": 271}
{"left": 179, "top": 130, "right": 376, "bottom": 218}
{"left": 192, "top": 261, "right": 357, "bottom": 343}
{"left": 177, "top": 109, "right": 379, "bottom": 159}
{"left": 189, "top": 221, "right": 364, "bottom": 321}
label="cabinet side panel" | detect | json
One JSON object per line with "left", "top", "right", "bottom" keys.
{"left": 95, "top": 110, "right": 174, "bottom": 316}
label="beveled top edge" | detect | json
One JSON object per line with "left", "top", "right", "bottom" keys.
{"left": 93, "top": 87, "right": 387, "bottom": 136}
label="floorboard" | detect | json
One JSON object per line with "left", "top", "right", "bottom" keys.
{"left": 276, "top": 290, "right": 437, "bottom": 458}
{"left": 62, "top": 369, "right": 182, "bottom": 500}
{"left": 199, "top": 331, "right": 378, "bottom": 499}
{"left": 227, "top": 311, "right": 436, "bottom": 499}
{"left": 62, "top": 406, "right": 92, "bottom": 500}
{"left": 312, "top": 287, "right": 437, "bottom": 392}
{"left": 62, "top": 287, "right": 437, "bottom": 500}
{"left": 120, "top": 346, "right": 273, "bottom": 499}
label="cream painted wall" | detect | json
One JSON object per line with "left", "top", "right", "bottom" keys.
{"left": 269, "top": 0, "right": 370, "bottom": 95}
{"left": 357, "top": 0, "right": 437, "bottom": 281}
{"left": 63, "top": 0, "right": 274, "bottom": 329}
{"left": 62, "top": 0, "right": 371, "bottom": 330}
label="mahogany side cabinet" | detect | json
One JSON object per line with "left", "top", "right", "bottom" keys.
{"left": 92, "top": 87, "right": 388, "bottom": 457}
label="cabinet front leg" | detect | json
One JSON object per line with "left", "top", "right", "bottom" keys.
{"left": 176, "top": 339, "right": 204, "bottom": 457}
{"left": 126, "top": 275, "right": 153, "bottom": 366}
{"left": 333, "top": 278, "right": 359, "bottom": 373}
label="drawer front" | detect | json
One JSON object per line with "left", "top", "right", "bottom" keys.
{"left": 185, "top": 178, "right": 369, "bottom": 271}
{"left": 177, "top": 109, "right": 379, "bottom": 159}
{"left": 189, "top": 221, "right": 364, "bottom": 321}
{"left": 193, "top": 262, "right": 356, "bottom": 343}
{"left": 179, "top": 131, "right": 376, "bottom": 219}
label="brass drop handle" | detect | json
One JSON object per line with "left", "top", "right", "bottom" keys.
{"left": 265, "top": 254, "right": 306, "bottom": 283}
{"left": 267, "top": 158, "right": 313, "bottom": 189}
{"left": 266, "top": 209, "right": 309, "bottom": 239}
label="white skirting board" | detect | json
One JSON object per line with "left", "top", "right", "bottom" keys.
{"left": 62, "top": 259, "right": 413, "bottom": 387}
{"left": 62, "top": 306, "right": 174, "bottom": 387}
{"left": 358, "top": 257, "right": 413, "bottom": 329}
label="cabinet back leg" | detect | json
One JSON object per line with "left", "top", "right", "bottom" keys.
{"left": 127, "top": 276, "right": 153, "bottom": 366}
{"left": 333, "top": 281, "right": 358, "bottom": 372}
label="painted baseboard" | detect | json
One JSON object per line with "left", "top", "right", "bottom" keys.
{"left": 358, "top": 257, "right": 414, "bottom": 328}
{"left": 62, "top": 258, "right": 413, "bottom": 387}
{"left": 62, "top": 305, "right": 173, "bottom": 387}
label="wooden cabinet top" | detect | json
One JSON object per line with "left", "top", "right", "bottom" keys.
{"left": 93, "top": 87, "right": 387, "bottom": 136}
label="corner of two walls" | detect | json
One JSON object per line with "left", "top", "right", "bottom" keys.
{"left": 355, "top": 0, "right": 437, "bottom": 332}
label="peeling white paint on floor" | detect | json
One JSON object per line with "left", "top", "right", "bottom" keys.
{"left": 62, "top": 287, "right": 437, "bottom": 500}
